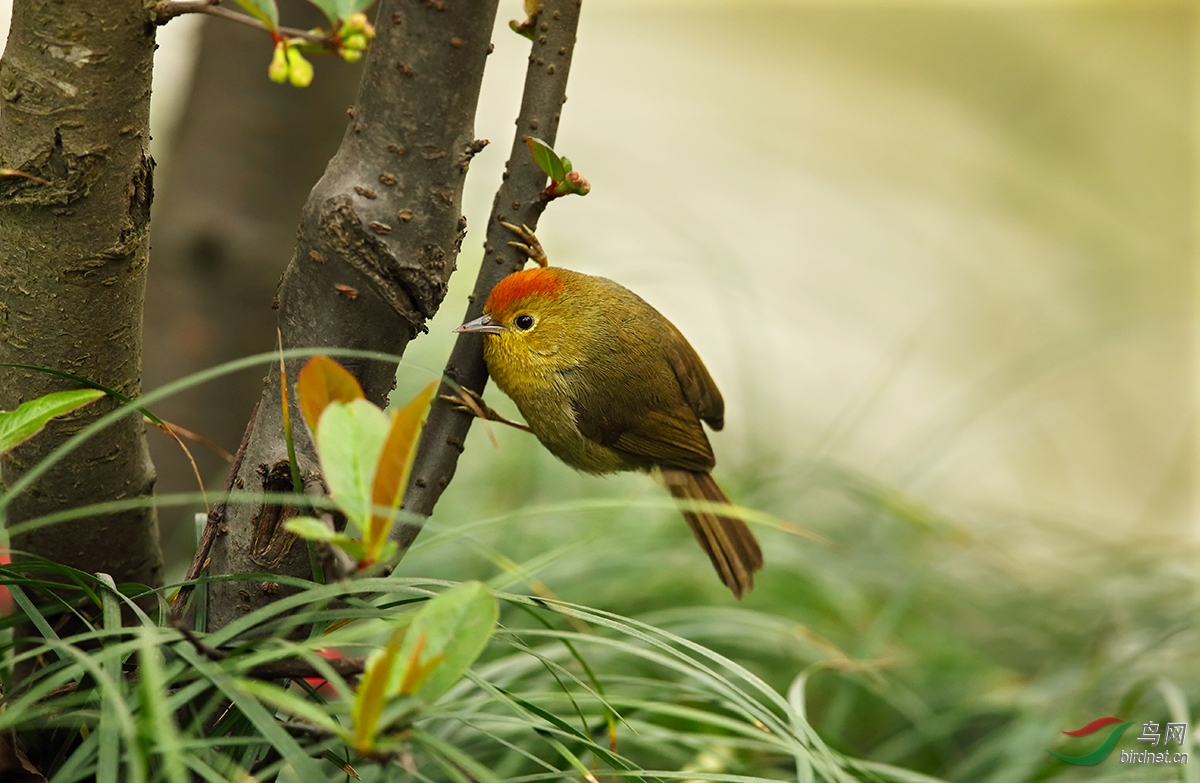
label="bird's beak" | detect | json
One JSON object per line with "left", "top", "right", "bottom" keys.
{"left": 454, "top": 313, "right": 505, "bottom": 335}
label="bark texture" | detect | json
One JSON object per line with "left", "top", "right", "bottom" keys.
{"left": 0, "top": 0, "right": 162, "bottom": 586}
{"left": 203, "top": 0, "right": 500, "bottom": 630}
{"left": 397, "top": 0, "right": 582, "bottom": 548}
{"left": 145, "top": 1, "right": 362, "bottom": 568}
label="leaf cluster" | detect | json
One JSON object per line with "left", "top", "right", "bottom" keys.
{"left": 232, "top": 0, "right": 376, "bottom": 87}
{"left": 284, "top": 356, "right": 437, "bottom": 571}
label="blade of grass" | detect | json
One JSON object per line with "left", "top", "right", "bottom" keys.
{"left": 7, "top": 582, "right": 63, "bottom": 659}
{"left": 96, "top": 573, "right": 123, "bottom": 783}
{"left": 135, "top": 627, "right": 189, "bottom": 783}
{"left": 411, "top": 727, "right": 507, "bottom": 783}
{"left": 173, "top": 643, "right": 327, "bottom": 780}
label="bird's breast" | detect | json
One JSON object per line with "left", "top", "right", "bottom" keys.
{"left": 487, "top": 359, "right": 635, "bottom": 474}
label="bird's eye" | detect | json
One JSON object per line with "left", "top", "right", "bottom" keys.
{"left": 514, "top": 314, "right": 535, "bottom": 331}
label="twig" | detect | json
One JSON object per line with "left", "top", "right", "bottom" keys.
{"left": 171, "top": 401, "right": 256, "bottom": 618}
{"left": 152, "top": 0, "right": 219, "bottom": 23}
{"left": 172, "top": 619, "right": 228, "bottom": 662}
{"left": 173, "top": 618, "right": 367, "bottom": 679}
{"left": 0, "top": 168, "right": 50, "bottom": 185}
{"left": 161, "top": 420, "right": 234, "bottom": 462}
{"left": 203, "top": 6, "right": 331, "bottom": 46}
{"left": 154, "top": 1, "right": 331, "bottom": 46}
{"left": 397, "top": 0, "right": 582, "bottom": 553}
{"left": 246, "top": 656, "right": 366, "bottom": 680}
{"left": 218, "top": 7, "right": 330, "bottom": 46}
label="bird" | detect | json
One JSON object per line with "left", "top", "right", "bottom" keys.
{"left": 450, "top": 223, "right": 763, "bottom": 598}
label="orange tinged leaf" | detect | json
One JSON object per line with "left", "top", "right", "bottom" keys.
{"left": 297, "top": 356, "right": 364, "bottom": 432}
{"left": 396, "top": 632, "right": 429, "bottom": 696}
{"left": 353, "top": 625, "right": 405, "bottom": 754}
{"left": 394, "top": 631, "right": 447, "bottom": 698}
{"left": 365, "top": 381, "right": 437, "bottom": 551}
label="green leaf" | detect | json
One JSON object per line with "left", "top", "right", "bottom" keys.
{"left": 283, "top": 517, "right": 372, "bottom": 562}
{"left": 283, "top": 516, "right": 339, "bottom": 542}
{"left": 525, "top": 136, "right": 566, "bottom": 183}
{"left": 0, "top": 388, "right": 104, "bottom": 455}
{"left": 97, "top": 574, "right": 122, "bottom": 783}
{"left": 396, "top": 582, "right": 498, "bottom": 703}
{"left": 235, "top": 679, "right": 344, "bottom": 737}
{"left": 331, "top": 536, "right": 370, "bottom": 562}
{"left": 315, "top": 399, "right": 390, "bottom": 531}
{"left": 233, "top": 0, "right": 279, "bottom": 28}
{"left": 304, "top": 0, "right": 340, "bottom": 22}
{"left": 304, "top": 0, "right": 375, "bottom": 23}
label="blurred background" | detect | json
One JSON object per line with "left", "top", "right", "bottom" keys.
{"left": 2, "top": 0, "right": 1196, "bottom": 779}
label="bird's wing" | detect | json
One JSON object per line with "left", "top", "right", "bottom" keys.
{"left": 568, "top": 360, "right": 717, "bottom": 473}
{"left": 587, "top": 407, "right": 716, "bottom": 471}
{"left": 573, "top": 401, "right": 717, "bottom": 472}
{"left": 663, "top": 321, "right": 725, "bottom": 431}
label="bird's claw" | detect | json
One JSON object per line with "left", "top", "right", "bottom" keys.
{"left": 440, "top": 388, "right": 531, "bottom": 433}
{"left": 439, "top": 387, "right": 486, "bottom": 415}
{"left": 500, "top": 221, "right": 549, "bottom": 268}
{"left": 439, "top": 395, "right": 468, "bottom": 413}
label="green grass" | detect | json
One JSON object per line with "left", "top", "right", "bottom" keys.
{"left": 0, "top": 345, "right": 1195, "bottom": 782}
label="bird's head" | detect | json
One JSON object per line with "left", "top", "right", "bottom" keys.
{"left": 455, "top": 267, "right": 578, "bottom": 369}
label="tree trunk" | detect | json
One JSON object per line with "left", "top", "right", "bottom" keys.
{"left": 0, "top": 0, "right": 162, "bottom": 587}
{"left": 202, "top": 0, "right": 499, "bottom": 630}
{"left": 145, "top": 0, "right": 363, "bottom": 570}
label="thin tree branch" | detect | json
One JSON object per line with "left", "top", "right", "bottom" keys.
{"left": 246, "top": 656, "right": 366, "bottom": 679}
{"left": 173, "top": 620, "right": 367, "bottom": 679}
{"left": 396, "top": 0, "right": 583, "bottom": 553}
{"left": 154, "top": 1, "right": 331, "bottom": 47}
{"left": 153, "top": 0, "right": 219, "bottom": 22}
{"left": 203, "top": 6, "right": 330, "bottom": 45}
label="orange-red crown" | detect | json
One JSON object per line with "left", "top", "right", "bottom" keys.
{"left": 485, "top": 267, "right": 565, "bottom": 316}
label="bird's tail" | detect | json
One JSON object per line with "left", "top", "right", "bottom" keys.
{"left": 660, "top": 469, "right": 763, "bottom": 599}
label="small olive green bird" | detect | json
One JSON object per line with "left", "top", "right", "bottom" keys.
{"left": 453, "top": 224, "right": 763, "bottom": 598}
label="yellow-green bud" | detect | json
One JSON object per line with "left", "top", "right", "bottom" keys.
{"left": 268, "top": 42, "right": 289, "bottom": 83}
{"left": 286, "top": 46, "right": 313, "bottom": 88}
